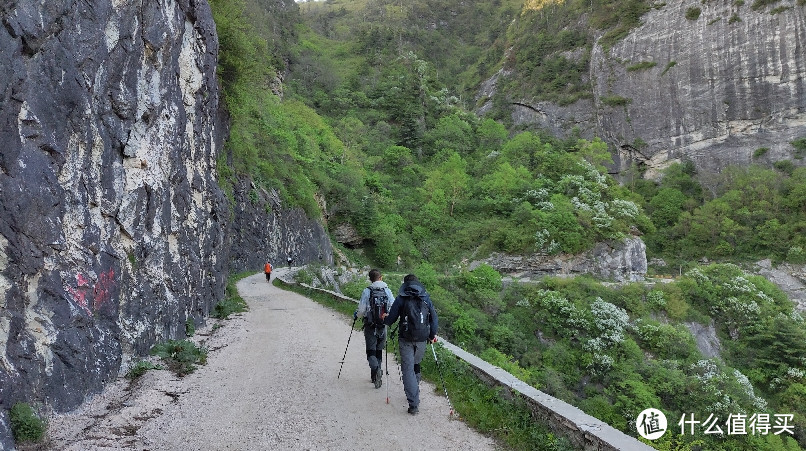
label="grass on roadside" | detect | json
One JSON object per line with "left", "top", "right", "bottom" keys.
{"left": 125, "top": 360, "right": 164, "bottom": 380}
{"left": 213, "top": 271, "right": 252, "bottom": 319}
{"left": 150, "top": 339, "right": 208, "bottom": 377}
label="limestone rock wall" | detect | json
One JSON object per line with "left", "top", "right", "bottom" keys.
{"left": 0, "top": 0, "right": 228, "bottom": 446}
{"left": 502, "top": 0, "right": 806, "bottom": 177}
{"left": 477, "top": 237, "right": 648, "bottom": 282}
{"left": 227, "top": 180, "right": 333, "bottom": 274}
{"left": 595, "top": 0, "right": 806, "bottom": 176}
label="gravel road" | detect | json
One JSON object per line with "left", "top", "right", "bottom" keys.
{"left": 43, "top": 269, "right": 500, "bottom": 450}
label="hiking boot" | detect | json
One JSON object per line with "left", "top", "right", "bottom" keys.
{"left": 407, "top": 406, "right": 419, "bottom": 415}
{"left": 374, "top": 368, "right": 383, "bottom": 389}
{"left": 371, "top": 369, "right": 377, "bottom": 383}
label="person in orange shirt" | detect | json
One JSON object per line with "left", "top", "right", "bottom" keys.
{"left": 264, "top": 261, "right": 273, "bottom": 282}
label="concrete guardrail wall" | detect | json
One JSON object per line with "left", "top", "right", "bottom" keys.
{"left": 276, "top": 276, "right": 655, "bottom": 451}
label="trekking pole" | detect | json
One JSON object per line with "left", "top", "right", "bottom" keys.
{"left": 385, "top": 325, "right": 390, "bottom": 404}
{"left": 430, "top": 340, "right": 456, "bottom": 418}
{"left": 390, "top": 325, "right": 403, "bottom": 385}
{"left": 337, "top": 317, "right": 357, "bottom": 379}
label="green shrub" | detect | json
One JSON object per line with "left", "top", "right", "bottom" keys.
{"left": 685, "top": 6, "right": 702, "bottom": 19}
{"left": 753, "top": 147, "right": 769, "bottom": 158}
{"left": 626, "top": 61, "right": 657, "bottom": 71}
{"left": 660, "top": 61, "right": 677, "bottom": 76}
{"left": 213, "top": 276, "right": 248, "bottom": 319}
{"left": 125, "top": 360, "right": 163, "bottom": 380}
{"left": 460, "top": 264, "right": 503, "bottom": 293}
{"left": 150, "top": 339, "right": 208, "bottom": 377}
{"left": 751, "top": 0, "right": 782, "bottom": 9}
{"left": 10, "top": 402, "right": 45, "bottom": 444}
{"left": 791, "top": 137, "right": 806, "bottom": 158}
{"left": 185, "top": 318, "right": 196, "bottom": 337}
{"left": 774, "top": 160, "right": 795, "bottom": 175}
{"left": 340, "top": 278, "right": 368, "bottom": 300}
{"left": 294, "top": 267, "right": 315, "bottom": 285}
{"left": 787, "top": 246, "right": 806, "bottom": 264}
{"left": 600, "top": 95, "right": 632, "bottom": 107}
{"left": 728, "top": 13, "right": 742, "bottom": 23}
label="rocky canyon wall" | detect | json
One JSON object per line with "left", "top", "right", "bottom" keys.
{"left": 0, "top": 0, "right": 331, "bottom": 448}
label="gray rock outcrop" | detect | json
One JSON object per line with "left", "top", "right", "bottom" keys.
{"left": 478, "top": 236, "right": 647, "bottom": 282}
{"left": 753, "top": 259, "right": 806, "bottom": 312}
{"left": 227, "top": 181, "right": 333, "bottom": 273}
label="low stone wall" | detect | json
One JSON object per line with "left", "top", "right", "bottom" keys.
{"left": 276, "top": 274, "right": 655, "bottom": 451}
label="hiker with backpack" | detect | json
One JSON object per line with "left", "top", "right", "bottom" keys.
{"left": 382, "top": 274, "right": 438, "bottom": 415}
{"left": 354, "top": 269, "right": 395, "bottom": 389}
{"left": 264, "top": 261, "right": 273, "bottom": 282}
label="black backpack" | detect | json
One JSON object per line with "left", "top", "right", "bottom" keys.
{"left": 400, "top": 295, "right": 431, "bottom": 342}
{"left": 365, "top": 286, "right": 388, "bottom": 329}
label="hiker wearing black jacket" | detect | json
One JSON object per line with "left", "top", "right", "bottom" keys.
{"left": 382, "top": 274, "right": 438, "bottom": 415}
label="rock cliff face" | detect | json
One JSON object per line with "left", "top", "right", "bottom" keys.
{"left": 0, "top": 1, "right": 228, "bottom": 442}
{"left": 227, "top": 181, "right": 333, "bottom": 273}
{"left": 0, "top": 0, "right": 330, "bottom": 447}
{"left": 501, "top": 0, "right": 806, "bottom": 177}
{"left": 476, "top": 237, "right": 648, "bottom": 282}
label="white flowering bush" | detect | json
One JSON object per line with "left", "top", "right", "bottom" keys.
{"left": 687, "top": 360, "right": 772, "bottom": 416}
{"left": 681, "top": 264, "right": 786, "bottom": 333}
{"left": 589, "top": 298, "right": 631, "bottom": 346}
{"left": 609, "top": 198, "right": 640, "bottom": 220}
{"left": 733, "top": 369, "right": 768, "bottom": 411}
{"left": 587, "top": 352, "right": 615, "bottom": 376}
{"left": 534, "top": 229, "right": 560, "bottom": 253}
{"left": 645, "top": 289, "right": 666, "bottom": 309}
{"left": 534, "top": 289, "right": 590, "bottom": 337}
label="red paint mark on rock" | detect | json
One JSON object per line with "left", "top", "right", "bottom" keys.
{"left": 66, "top": 268, "right": 116, "bottom": 315}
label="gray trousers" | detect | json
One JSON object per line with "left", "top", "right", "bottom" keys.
{"left": 399, "top": 339, "right": 426, "bottom": 408}
{"left": 364, "top": 326, "right": 387, "bottom": 371}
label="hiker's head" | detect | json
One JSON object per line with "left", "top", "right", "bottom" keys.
{"left": 369, "top": 269, "right": 382, "bottom": 282}
{"left": 403, "top": 274, "right": 418, "bottom": 283}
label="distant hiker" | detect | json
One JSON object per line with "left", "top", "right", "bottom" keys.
{"left": 287, "top": 254, "right": 293, "bottom": 266}
{"left": 264, "top": 261, "right": 273, "bottom": 282}
{"left": 354, "top": 269, "right": 395, "bottom": 389}
{"left": 382, "top": 274, "right": 438, "bottom": 415}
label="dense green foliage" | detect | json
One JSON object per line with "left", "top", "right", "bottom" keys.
{"left": 634, "top": 162, "right": 806, "bottom": 266}
{"left": 428, "top": 264, "right": 806, "bottom": 449}
{"left": 210, "top": 0, "right": 806, "bottom": 448}
{"left": 9, "top": 402, "right": 45, "bottom": 444}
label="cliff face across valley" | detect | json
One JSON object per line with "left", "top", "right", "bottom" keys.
{"left": 497, "top": 0, "right": 806, "bottom": 177}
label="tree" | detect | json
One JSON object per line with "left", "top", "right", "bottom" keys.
{"left": 424, "top": 152, "right": 470, "bottom": 216}
{"left": 649, "top": 187, "right": 687, "bottom": 228}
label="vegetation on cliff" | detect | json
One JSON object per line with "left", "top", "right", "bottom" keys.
{"left": 211, "top": 0, "right": 806, "bottom": 448}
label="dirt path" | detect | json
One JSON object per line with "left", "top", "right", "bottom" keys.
{"left": 44, "top": 269, "right": 499, "bottom": 450}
